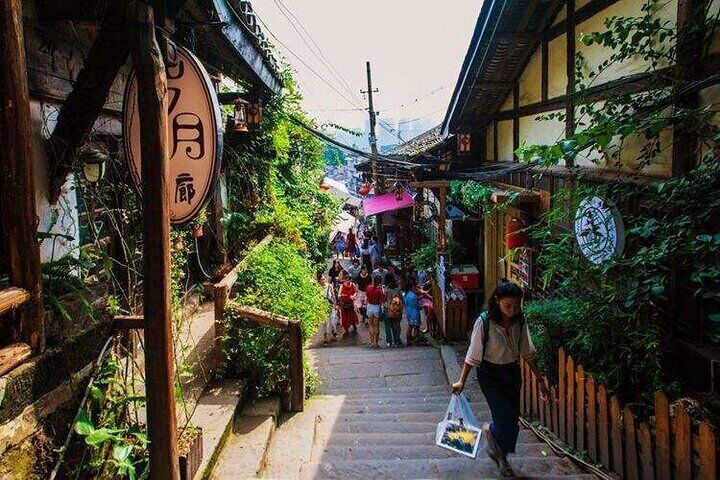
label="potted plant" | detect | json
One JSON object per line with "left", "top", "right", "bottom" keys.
{"left": 178, "top": 425, "right": 203, "bottom": 480}
{"left": 191, "top": 207, "right": 209, "bottom": 238}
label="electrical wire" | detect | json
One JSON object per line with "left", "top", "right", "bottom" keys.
{"left": 271, "top": 0, "right": 364, "bottom": 107}
{"left": 50, "top": 335, "right": 117, "bottom": 480}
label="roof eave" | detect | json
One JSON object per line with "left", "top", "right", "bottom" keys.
{"left": 441, "top": 0, "right": 506, "bottom": 137}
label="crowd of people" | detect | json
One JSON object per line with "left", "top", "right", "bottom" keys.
{"left": 322, "top": 227, "right": 434, "bottom": 348}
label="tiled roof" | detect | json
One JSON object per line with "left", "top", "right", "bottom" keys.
{"left": 386, "top": 126, "right": 444, "bottom": 157}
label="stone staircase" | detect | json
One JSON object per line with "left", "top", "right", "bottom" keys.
{"left": 261, "top": 345, "right": 596, "bottom": 479}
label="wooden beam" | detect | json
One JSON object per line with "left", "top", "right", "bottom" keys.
{"left": 513, "top": 83, "right": 520, "bottom": 161}
{"left": 214, "top": 234, "right": 274, "bottom": 290}
{"left": 437, "top": 187, "right": 447, "bottom": 254}
{"left": 672, "top": 0, "right": 705, "bottom": 176}
{"left": 0, "top": 0, "right": 44, "bottom": 352}
{"left": 0, "top": 287, "right": 31, "bottom": 317}
{"left": 565, "top": 0, "right": 576, "bottom": 150}
{"left": 518, "top": 0, "right": 541, "bottom": 32}
{"left": 47, "top": 0, "right": 130, "bottom": 202}
{"left": 112, "top": 315, "right": 145, "bottom": 330}
{"left": 227, "top": 304, "right": 296, "bottom": 329}
{"left": 548, "top": 0, "right": 622, "bottom": 39}
{"left": 0, "top": 342, "right": 32, "bottom": 376}
{"left": 493, "top": 119, "right": 499, "bottom": 162}
{"left": 541, "top": 37, "right": 549, "bottom": 102}
{"left": 130, "top": 2, "right": 179, "bottom": 478}
{"left": 408, "top": 180, "right": 451, "bottom": 189}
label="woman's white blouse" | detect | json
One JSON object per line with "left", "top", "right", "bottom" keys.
{"left": 464, "top": 315, "right": 537, "bottom": 366}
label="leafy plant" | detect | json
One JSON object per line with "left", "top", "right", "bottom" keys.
{"left": 221, "top": 240, "right": 327, "bottom": 396}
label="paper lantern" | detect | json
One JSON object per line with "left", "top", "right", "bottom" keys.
{"left": 505, "top": 218, "right": 527, "bottom": 250}
{"left": 358, "top": 183, "right": 371, "bottom": 196}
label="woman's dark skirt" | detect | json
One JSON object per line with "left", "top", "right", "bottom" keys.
{"left": 477, "top": 361, "right": 521, "bottom": 455}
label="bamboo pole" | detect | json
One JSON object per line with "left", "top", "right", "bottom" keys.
{"left": 130, "top": 2, "right": 179, "bottom": 478}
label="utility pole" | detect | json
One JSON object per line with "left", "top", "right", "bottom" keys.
{"left": 361, "top": 61, "right": 384, "bottom": 245}
{"left": 361, "top": 61, "right": 380, "bottom": 191}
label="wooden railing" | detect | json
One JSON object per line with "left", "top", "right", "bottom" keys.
{"left": 521, "top": 348, "right": 717, "bottom": 480}
{"left": 0, "top": 287, "right": 33, "bottom": 376}
{"left": 212, "top": 234, "right": 304, "bottom": 412}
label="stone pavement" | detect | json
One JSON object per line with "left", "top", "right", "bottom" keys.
{"left": 262, "top": 343, "right": 596, "bottom": 479}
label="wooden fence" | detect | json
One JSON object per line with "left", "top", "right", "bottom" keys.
{"left": 520, "top": 348, "right": 717, "bottom": 480}
{"left": 213, "top": 235, "right": 304, "bottom": 413}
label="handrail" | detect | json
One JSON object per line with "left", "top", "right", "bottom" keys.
{"left": 222, "top": 303, "right": 303, "bottom": 413}
{"left": 226, "top": 303, "right": 297, "bottom": 329}
{"left": 214, "top": 234, "right": 274, "bottom": 290}
{"left": 211, "top": 234, "right": 304, "bottom": 412}
{"left": 0, "top": 287, "right": 31, "bottom": 317}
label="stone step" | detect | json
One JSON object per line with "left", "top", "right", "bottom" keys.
{"left": 210, "top": 416, "right": 274, "bottom": 479}
{"left": 299, "top": 457, "right": 585, "bottom": 479}
{"left": 338, "top": 403, "right": 489, "bottom": 416}
{"left": 313, "top": 430, "right": 544, "bottom": 447}
{"left": 327, "top": 396, "right": 489, "bottom": 408}
{"left": 330, "top": 411, "right": 492, "bottom": 424}
{"left": 317, "top": 385, "right": 453, "bottom": 397}
{"left": 191, "top": 379, "right": 245, "bottom": 480}
{"left": 315, "top": 442, "right": 557, "bottom": 461}
{"left": 210, "top": 398, "right": 281, "bottom": 479}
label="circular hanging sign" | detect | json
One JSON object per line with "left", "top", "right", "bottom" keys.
{"left": 123, "top": 35, "right": 223, "bottom": 225}
{"left": 574, "top": 196, "right": 625, "bottom": 265}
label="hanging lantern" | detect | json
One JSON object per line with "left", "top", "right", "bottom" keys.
{"left": 393, "top": 181, "right": 403, "bottom": 201}
{"left": 80, "top": 148, "right": 108, "bottom": 184}
{"left": 247, "top": 101, "right": 262, "bottom": 126}
{"left": 506, "top": 218, "right": 527, "bottom": 250}
{"left": 358, "top": 183, "right": 371, "bottom": 196}
{"left": 458, "top": 133, "right": 471, "bottom": 153}
{"left": 231, "top": 98, "right": 250, "bottom": 132}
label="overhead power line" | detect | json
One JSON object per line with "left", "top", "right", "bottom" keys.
{"left": 271, "top": 0, "right": 364, "bottom": 107}
{"left": 253, "top": 14, "right": 362, "bottom": 109}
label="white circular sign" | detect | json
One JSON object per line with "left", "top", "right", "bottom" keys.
{"left": 574, "top": 196, "right": 625, "bottom": 265}
{"left": 123, "top": 35, "right": 223, "bottom": 225}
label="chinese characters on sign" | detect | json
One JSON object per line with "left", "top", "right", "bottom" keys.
{"left": 574, "top": 196, "right": 625, "bottom": 265}
{"left": 123, "top": 35, "right": 223, "bottom": 224}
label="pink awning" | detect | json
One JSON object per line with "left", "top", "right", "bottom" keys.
{"left": 362, "top": 191, "right": 415, "bottom": 217}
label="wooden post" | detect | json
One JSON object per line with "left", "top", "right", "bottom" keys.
{"left": 610, "top": 396, "right": 624, "bottom": 476}
{"left": 697, "top": 421, "right": 717, "bottom": 480}
{"left": 437, "top": 186, "right": 447, "bottom": 255}
{"left": 673, "top": 405, "right": 692, "bottom": 480}
{"left": 654, "top": 391, "right": 671, "bottom": 480}
{"left": 288, "top": 321, "right": 304, "bottom": 413}
{"left": 639, "top": 423, "right": 655, "bottom": 480}
{"left": 567, "top": 355, "right": 576, "bottom": 447}
{"left": 576, "top": 364, "right": 585, "bottom": 452}
{"left": 0, "top": 0, "right": 44, "bottom": 352}
{"left": 559, "top": 348, "right": 567, "bottom": 441}
{"left": 624, "top": 406, "right": 639, "bottom": 480}
{"left": 587, "top": 374, "right": 597, "bottom": 461}
{"left": 598, "top": 384, "right": 610, "bottom": 468}
{"left": 130, "top": 2, "right": 179, "bottom": 478}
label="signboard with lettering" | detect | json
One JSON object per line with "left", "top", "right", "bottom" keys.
{"left": 123, "top": 35, "right": 223, "bottom": 224}
{"left": 509, "top": 248, "right": 532, "bottom": 290}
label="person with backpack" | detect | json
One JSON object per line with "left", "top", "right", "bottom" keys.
{"left": 451, "top": 279, "right": 549, "bottom": 477}
{"left": 384, "top": 273, "right": 403, "bottom": 347}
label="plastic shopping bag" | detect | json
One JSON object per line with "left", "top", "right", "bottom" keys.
{"left": 435, "top": 393, "right": 482, "bottom": 458}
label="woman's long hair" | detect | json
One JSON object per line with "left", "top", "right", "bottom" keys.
{"left": 385, "top": 273, "right": 397, "bottom": 289}
{"left": 487, "top": 279, "right": 524, "bottom": 325}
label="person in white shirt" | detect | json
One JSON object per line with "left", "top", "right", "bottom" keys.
{"left": 452, "top": 279, "right": 548, "bottom": 477}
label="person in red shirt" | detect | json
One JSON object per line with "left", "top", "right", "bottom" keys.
{"left": 365, "top": 275, "right": 386, "bottom": 348}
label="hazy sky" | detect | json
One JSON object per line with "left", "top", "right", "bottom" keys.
{"left": 250, "top": 0, "right": 482, "bottom": 136}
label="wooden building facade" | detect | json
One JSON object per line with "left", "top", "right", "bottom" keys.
{"left": 442, "top": 0, "right": 720, "bottom": 390}
{"left": 0, "top": 0, "right": 280, "bottom": 475}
